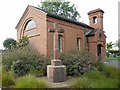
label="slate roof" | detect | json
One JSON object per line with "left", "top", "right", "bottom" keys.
{"left": 86, "top": 29, "right": 98, "bottom": 36}
{"left": 34, "top": 6, "right": 94, "bottom": 29}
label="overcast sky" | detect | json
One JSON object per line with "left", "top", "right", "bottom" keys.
{"left": 0, "top": 0, "right": 119, "bottom": 49}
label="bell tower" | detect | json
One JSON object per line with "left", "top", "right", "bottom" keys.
{"left": 88, "top": 8, "right": 104, "bottom": 30}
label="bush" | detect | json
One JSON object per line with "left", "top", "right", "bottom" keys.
{"left": 2, "top": 68, "right": 14, "bottom": 87}
{"left": 11, "top": 60, "right": 30, "bottom": 76}
{"left": 33, "top": 57, "right": 50, "bottom": 76}
{"left": 2, "top": 45, "right": 50, "bottom": 76}
{"left": 60, "top": 49, "right": 95, "bottom": 76}
{"left": 15, "top": 75, "right": 48, "bottom": 88}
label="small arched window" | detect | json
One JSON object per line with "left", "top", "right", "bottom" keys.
{"left": 93, "top": 16, "right": 97, "bottom": 24}
{"left": 25, "top": 20, "right": 36, "bottom": 30}
{"left": 99, "top": 33, "right": 102, "bottom": 39}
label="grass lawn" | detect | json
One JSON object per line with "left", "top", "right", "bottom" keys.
{"left": 107, "top": 56, "right": 120, "bottom": 60}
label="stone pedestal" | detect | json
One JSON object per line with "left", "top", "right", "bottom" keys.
{"left": 47, "top": 60, "right": 66, "bottom": 82}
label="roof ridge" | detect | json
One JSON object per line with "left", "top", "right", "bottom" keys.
{"left": 33, "top": 5, "right": 94, "bottom": 29}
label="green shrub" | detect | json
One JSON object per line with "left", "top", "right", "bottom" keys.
{"left": 2, "top": 45, "right": 50, "bottom": 76}
{"left": 33, "top": 57, "right": 50, "bottom": 76}
{"left": 60, "top": 49, "right": 95, "bottom": 76}
{"left": 11, "top": 60, "right": 30, "bottom": 76}
{"left": 2, "top": 69, "right": 14, "bottom": 87}
{"left": 15, "top": 75, "right": 48, "bottom": 88}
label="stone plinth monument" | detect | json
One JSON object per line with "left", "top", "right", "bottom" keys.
{"left": 47, "top": 23, "right": 66, "bottom": 82}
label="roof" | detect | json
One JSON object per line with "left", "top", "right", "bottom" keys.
{"left": 86, "top": 29, "right": 107, "bottom": 38}
{"left": 86, "top": 29, "right": 98, "bottom": 36}
{"left": 34, "top": 6, "right": 94, "bottom": 29}
{"left": 88, "top": 8, "right": 104, "bottom": 15}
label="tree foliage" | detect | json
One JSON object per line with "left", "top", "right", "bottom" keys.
{"left": 3, "top": 38, "right": 16, "bottom": 49}
{"left": 39, "top": 0, "right": 80, "bottom": 21}
{"left": 106, "top": 42, "right": 114, "bottom": 51}
{"left": 3, "top": 36, "right": 29, "bottom": 50}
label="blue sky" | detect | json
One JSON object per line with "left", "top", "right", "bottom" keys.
{"left": 0, "top": 0, "right": 119, "bottom": 49}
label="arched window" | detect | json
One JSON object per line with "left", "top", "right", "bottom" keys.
{"left": 58, "top": 35, "right": 63, "bottom": 52}
{"left": 93, "top": 16, "right": 97, "bottom": 24}
{"left": 25, "top": 20, "right": 36, "bottom": 30}
{"left": 77, "top": 37, "right": 81, "bottom": 51}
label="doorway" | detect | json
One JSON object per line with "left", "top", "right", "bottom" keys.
{"left": 97, "top": 44, "right": 102, "bottom": 61}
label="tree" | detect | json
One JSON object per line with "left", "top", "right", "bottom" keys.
{"left": 39, "top": 0, "right": 80, "bottom": 21}
{"left": 106, "top": 42, "right": 114, "bottom": 51}
{"left": 3, "top": 38, "right": 16, "bottom": 49}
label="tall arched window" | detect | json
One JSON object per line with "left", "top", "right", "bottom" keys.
{"left": 25, "top": 20, "right": 36, "bottom": 30}
{"left": 77, "top": 37, "right": 81, "bottom": 51}
{"left": 58, "top": 35, "right": 63, "bottom": 52}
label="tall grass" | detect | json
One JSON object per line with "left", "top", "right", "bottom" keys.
{"left": 71, "top": 65, "right": 120, "bottom": 88}
{"left": 90, "top": 78, "right": 118, "bottom": 88}
{"left": 71, "top": 77, "right": 89, "bottom": 88}
{"left": 84, "top": 70, "right": 105, "bottom": 80}
{"left": 15, "top": 75, "right": 48, "bottom": 88}
{"left": 102, "top": 65, "right": 119, "bottom": 79}
{"left": 2, "top": 68, "right": 14, "bottom": 87}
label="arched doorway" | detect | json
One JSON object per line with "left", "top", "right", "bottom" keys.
{"left": 97, "top": 44, "right": 102, "bottom": 61}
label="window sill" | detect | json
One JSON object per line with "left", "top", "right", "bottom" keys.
{"left": 27, "top": 33, "right": 40, "bottom": 38}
